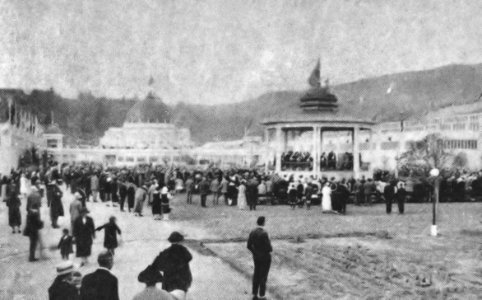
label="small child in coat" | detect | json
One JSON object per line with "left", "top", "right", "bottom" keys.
{"left": 95, "top": 216, "right": 122, "bottom": 255}
{"left": 58, "top": 228, "right": 74, "bottom": 260}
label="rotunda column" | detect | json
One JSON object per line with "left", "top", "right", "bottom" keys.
{"left": 313, "top": 126, "right": 320, "bottom": 175}
{"left": 353, "top": 126, "right": 361, "bottom": 179}
{"left": 275, "top": 126, "right": 283, "bottom": 173}
{"left": 264, "top": 128, "right": 269, "bottom": 173}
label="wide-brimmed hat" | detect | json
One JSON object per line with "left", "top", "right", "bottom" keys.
{"left": 56, "top": 261, "right": 74, "bottom": 276}
{"left": 138, "top": 264, "right": 163, "bottom": 284}
{"left": 168, "top": 231, "right": 184, "bottom": 243}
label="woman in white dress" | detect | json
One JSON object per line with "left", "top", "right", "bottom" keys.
{"left": 237, "top": 180, "right": 247, "bottom": 210}
{"left": 321, "top": 183, "right": 332, "bottom": 211}
{"left": 20, "top": 173, "right": 29, "bottom": 198}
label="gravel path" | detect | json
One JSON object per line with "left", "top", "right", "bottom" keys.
{"left": 0, "top": 187, "right": 262, "bottom": 300}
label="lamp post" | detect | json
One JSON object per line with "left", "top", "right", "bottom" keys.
{"left": 429, "top": 168, "right": 440, "bottom": 236}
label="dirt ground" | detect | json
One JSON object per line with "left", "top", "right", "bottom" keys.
{"left": 0, "top": 189, "right": 263, "bottom": 300}
{"left": 0, "top": 189, "right": 481, "bottom": 299}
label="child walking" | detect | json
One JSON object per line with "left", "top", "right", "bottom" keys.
{"left": 58, "top": 228, "right": 74, "bottom": 260}
{"left": 95, "top": 216, "right": 122, "bottom": 255}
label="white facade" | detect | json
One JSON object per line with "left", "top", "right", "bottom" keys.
{"left": 0, "top": 122, "right": 44, "bottom": 174}
{"left": 99, "top": 122, "right": 192, "bottom": 150}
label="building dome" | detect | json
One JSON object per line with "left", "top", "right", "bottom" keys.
{"left": 44, "top": 123, "right": 62, "bottom": 134}
{"left": 125, "top": 92, "right": 171, "bottom": 123}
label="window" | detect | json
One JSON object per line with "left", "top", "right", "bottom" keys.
{"left": 442, "top": 139, "right": 477, "bottom": 150}
{"left": 453, "top": 123, "right": 466, "bottom": 130}
{"left": 126, "top": 156, "right": 134, "bottom": 162}
{"left": 381, "top": 141, "right": 400, "bottom": 150}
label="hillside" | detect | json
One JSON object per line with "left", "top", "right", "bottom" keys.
{"left": 2, "top": 63, "right": 481, "bottom": 145}
{"left": 173, "top": 63, "right": 482, "bottom": 143}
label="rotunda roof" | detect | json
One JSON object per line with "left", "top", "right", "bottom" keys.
{"left": 261, "top": 61, "right": 373, "bottom": 127}
{"left": 44, "top": 123, "right": 62, "bottom": 134}
{"left": 125, "top": 92, "right": 171, "bottom": 123}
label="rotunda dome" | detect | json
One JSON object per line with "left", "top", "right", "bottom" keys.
{"left": 125, "top": 92, "right": 171, "bottom": 123}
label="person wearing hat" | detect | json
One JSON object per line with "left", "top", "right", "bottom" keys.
{"left": 50, "top": 179, "right": 64, "bottom": 228}
{"left": 48, "top": 261, "right": 80, "bottom": 300}
{"left": 247, "top": 216, "right": 272, "bottom": 300}
{"left": 151, "top": 232, "right": 193, "bottom": 294}
{"left": 73, "top": 207, "right": 95, "bottom": 266}
{"left": 26, "top": 184, "right": 42, "bottom": 216}
{"left": 24, "top": 206, "right": 44, "bottom": 262}
{"left": 69, "top": 192, "right": 83, "bottom": 233}
{"left": 133, "top": 264, "right": 176, "bottom": 300}
{"left": 6, "top": 180, "right": 22, "bottom": 234}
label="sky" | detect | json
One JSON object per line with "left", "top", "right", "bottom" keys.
{"left": 0, "top": 0, "right": 481, "bottom": 104}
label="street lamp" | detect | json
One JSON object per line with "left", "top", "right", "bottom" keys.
{"left": 429, "top": 168, "right": 440, "bottom": 236}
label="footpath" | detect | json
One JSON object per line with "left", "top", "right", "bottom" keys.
{"left": 0, "top": 189, "right": 264, "bottom": 300}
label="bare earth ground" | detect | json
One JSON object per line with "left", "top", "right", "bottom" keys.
{"left": 1, "top": 188, "right": 481, "bottom": 299}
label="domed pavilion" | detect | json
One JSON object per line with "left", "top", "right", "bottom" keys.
{"left": 261, "top": 62, "right": 374, "bottom": 179}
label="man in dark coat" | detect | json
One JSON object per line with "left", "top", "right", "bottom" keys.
{"left": 247, "top": 216, "right": 272, "bottom": 300}
{"left": 50, "top": 180, "right": 64, "bottom": 228}
{"left": 80, "top": 251, "right": 119, "bottom": 300}
{"left": 26, "top": 185, "right": 42, "bottom": 216}
{"left": 25, "top": 207, "right": 43, "bottom": 262}
{"left": 198, "top": 177, "right": 210, "bottom": 208}
{"left": 48, "top": 261, "right": 80, "bottom": 300}
{"left": 384, "top": 181, "right": 397, "bottom": 214}
{"left": 152, "top": 231, "right": 193, "bottom": 293}
{"left": 73, "top": 208, "right": 95, "bottom": 266}
{"left": 7, "top": 181, "right": 22, "bottom": 233}
{"left": 247, "top": 177, "right": 259, "bottom": 211}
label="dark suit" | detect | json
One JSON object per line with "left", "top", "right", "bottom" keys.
{"left": 80, "top": 269, "right": 119, "bottom": 300}
{"left": 73, "top": 216, "right": 95, "bottom": 257}
{"left": 247, "top": 227, "right": 272, "bottom": 298}
{"left": 152, "top": 244, "right": 193, "bottom": 292}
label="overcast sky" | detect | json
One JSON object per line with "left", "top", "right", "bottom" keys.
{"left": 0, "top": 0, "right": 481, "bottom": 104}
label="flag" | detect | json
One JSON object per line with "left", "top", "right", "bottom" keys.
{"left": 308, "top": 59, "right": 321, "bottom": 88}
{"left": 386, "top": 82, "right": 395, "bottom": 94}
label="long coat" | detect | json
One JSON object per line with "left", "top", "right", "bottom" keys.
{"left": 7, "top": 184, "right": 21, "bottom": 227}
{"left": 152, "top": 244, "right": 193, "bottom": 292}
{"left": 73, "top": 216, "right": 95, "bottom": 257}
{"left": 95, "top": 222, "right": 121, "bottom": 249}
{"left": 50, "top": 184, "right": 64, "bottom": 219}
{"left": 152, "top": 191, "right": 161, "bottom": 215}
{"left": 69, "top": 199, "right": 83, "bottom": 228}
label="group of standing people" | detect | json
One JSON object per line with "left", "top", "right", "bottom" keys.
{"left": 49, "top": 231, "right": 193, "bottom": 300}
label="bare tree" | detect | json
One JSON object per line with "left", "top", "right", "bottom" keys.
{"left": 398, "top": 133, "right": 452, "bottom": 174}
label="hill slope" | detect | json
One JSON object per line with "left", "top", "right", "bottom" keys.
{"left": 173, "top": 63, "right": 482, "bottom": 143}
{"left": 2, "top": 63, "right": 481, "bottom": 144}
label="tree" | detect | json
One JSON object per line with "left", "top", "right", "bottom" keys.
{"left": 398, "top": 134, "right": 452, "bottom": 176}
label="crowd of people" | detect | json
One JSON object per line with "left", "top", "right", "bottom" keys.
{"left": 2, "top": 162, "right": 482, "bottom": 299}
{"left": 280, "top": 151, "right": 357, "bottom": 171}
